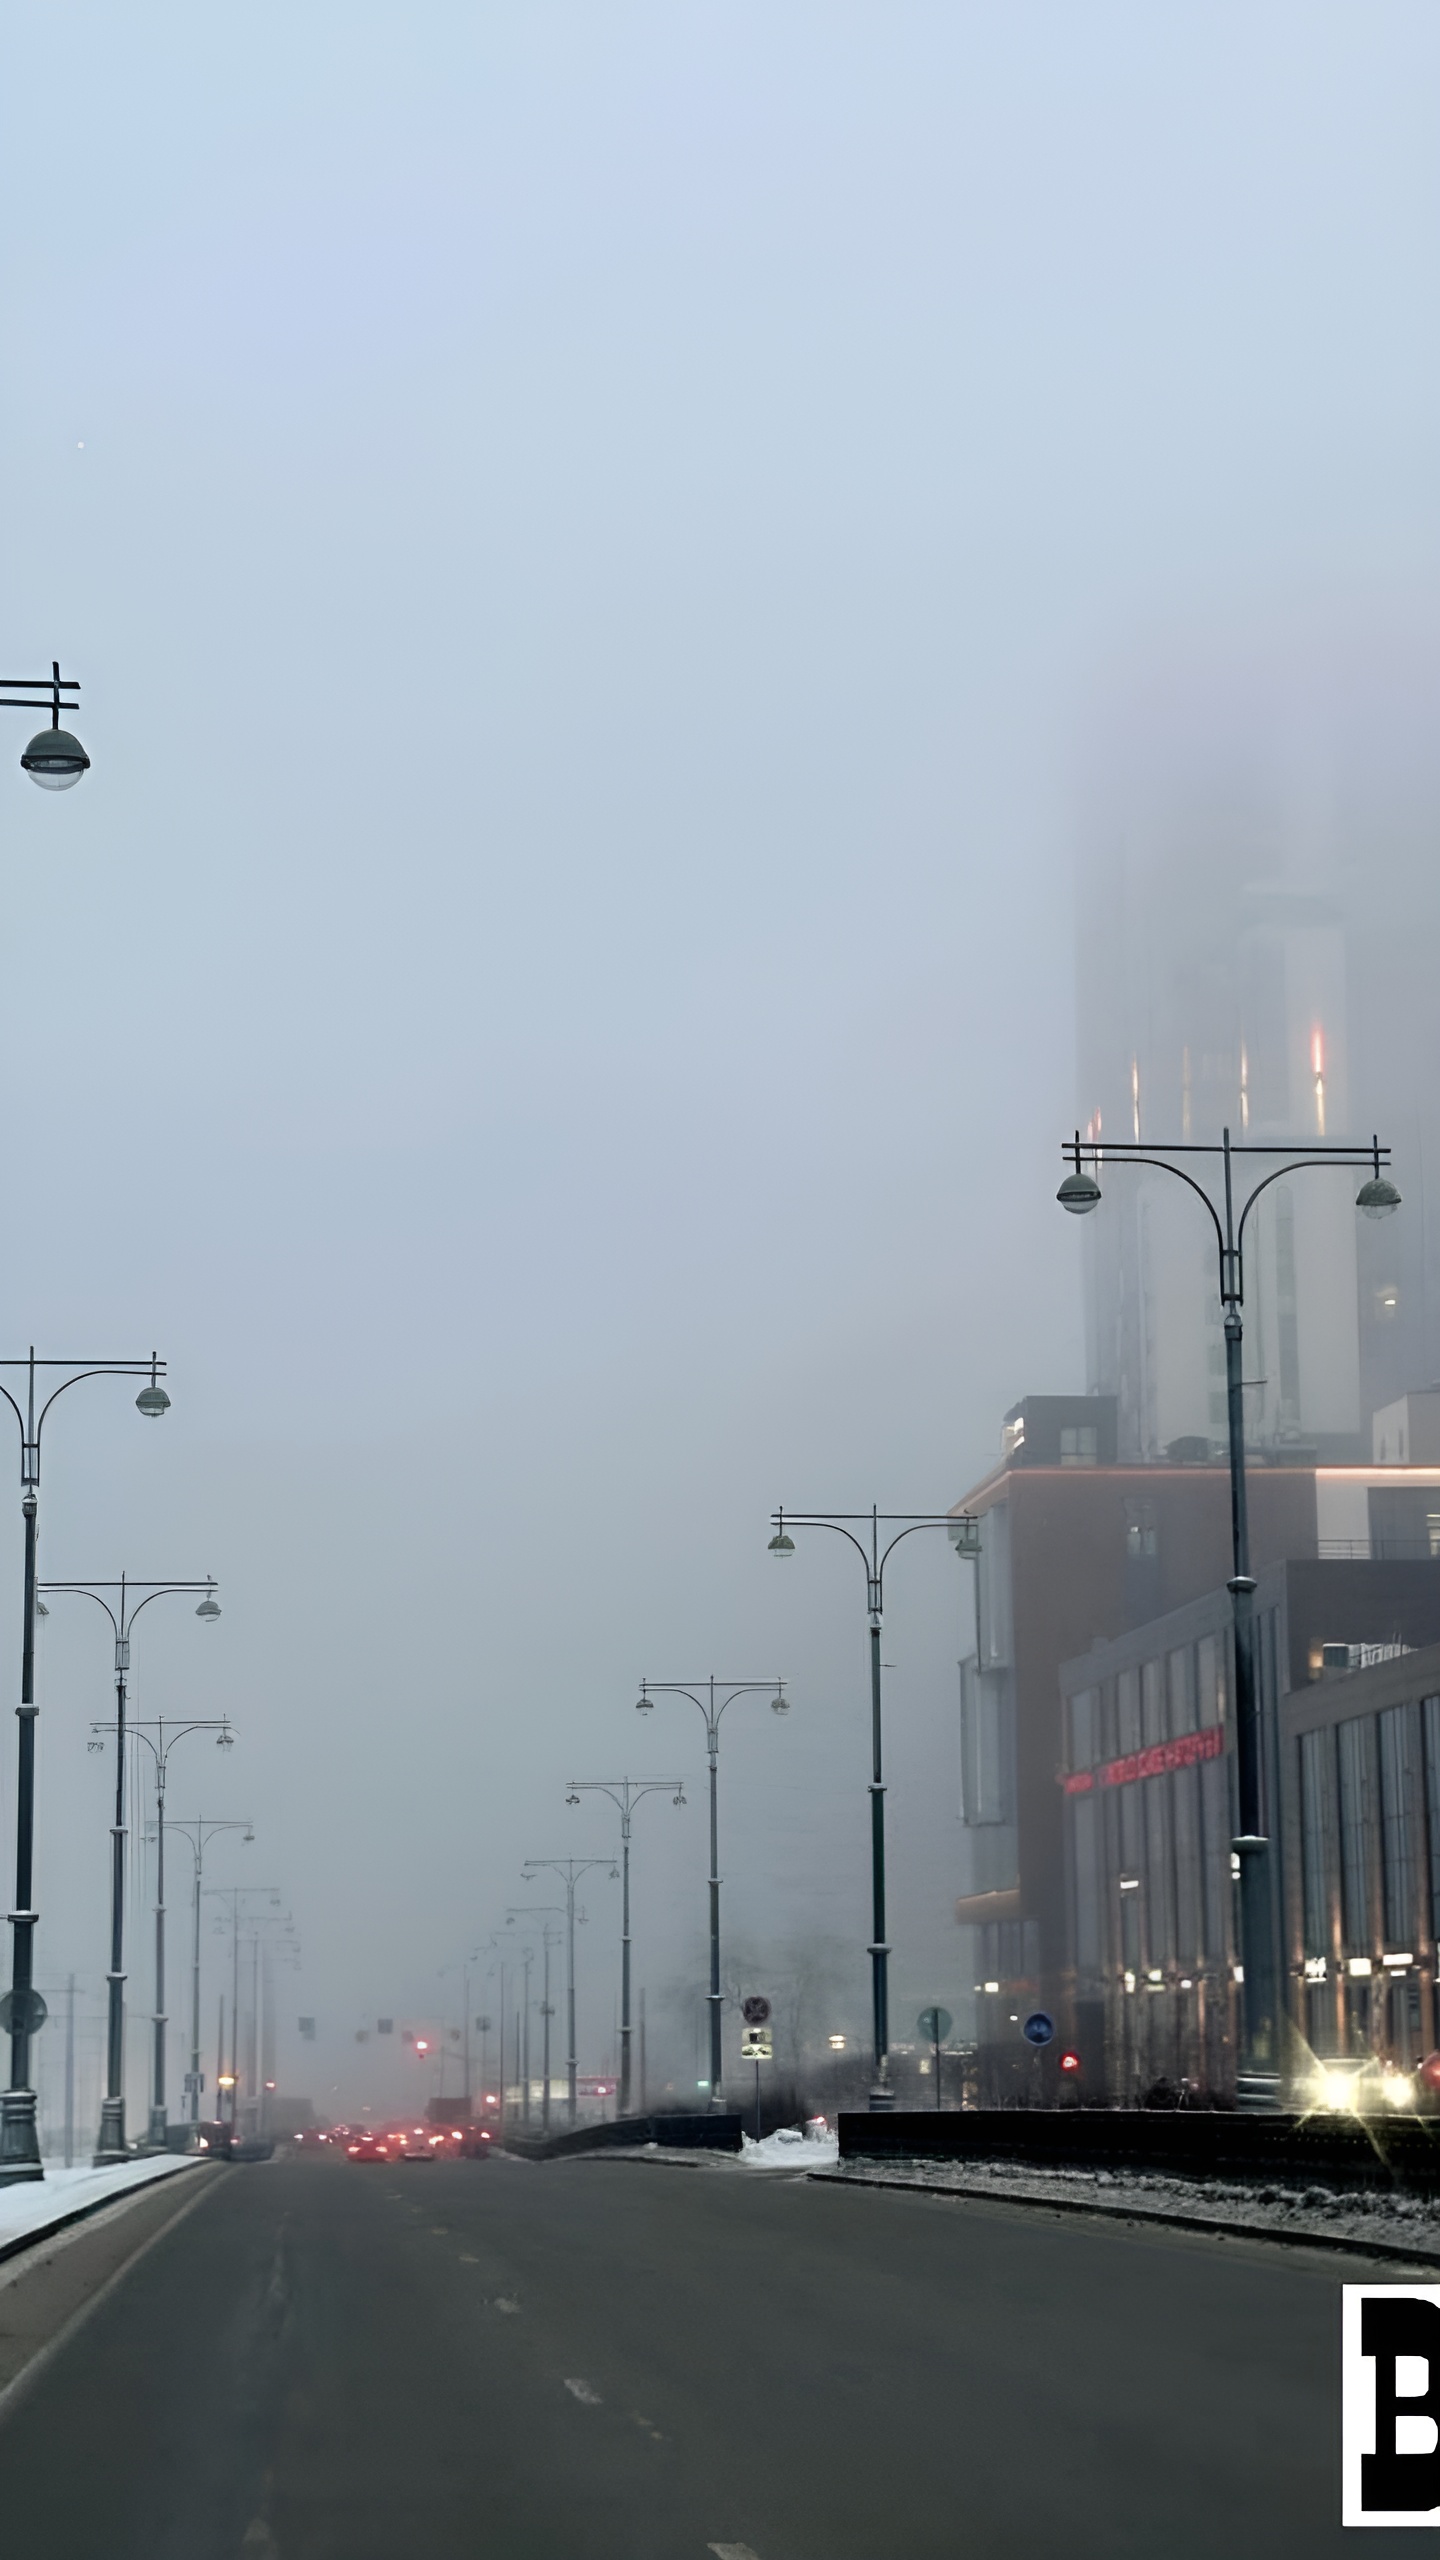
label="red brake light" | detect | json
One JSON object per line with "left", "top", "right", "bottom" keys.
{"left": 1059, "top": 2050, "right": 1081, "bottom": 2074}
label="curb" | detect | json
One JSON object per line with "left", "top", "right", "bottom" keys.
{"left": 810, "top": 2166, "right": 1440, "bottom": 2267}
{"left": 0, "top": 2157, "right": 208, "bottom": 2271}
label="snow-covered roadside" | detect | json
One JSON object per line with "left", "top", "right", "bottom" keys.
{"left": 0, "top": 2153, "right": 204, "bottom": 2264}
{"left": 741, "top": 2124, "right": 840, "bottom": 2171}
{"left": 811, "top": 2152, "right": 1440, "bottom": 2260}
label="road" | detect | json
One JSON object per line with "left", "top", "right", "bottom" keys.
{"left": 0, "top": 2146, "right": 1364, "bottom": 2557}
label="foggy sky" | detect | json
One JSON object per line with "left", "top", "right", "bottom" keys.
{"left": 1, "top": 3, "right": 1438, "bottom": 2117}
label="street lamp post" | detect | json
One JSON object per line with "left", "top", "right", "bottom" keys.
{"left": 563, "top": 1779, "right": 684, "bottom": 2118}
{"left": 2, "top": 663, "right": 89, "bottom": 789}
{"left": 206, "top": 1886, "right": 282, "bottom": 2129}
{"left": 521, "top": 1859, "right": 616, "bottom": 2124}
{"left": 0, "top": 1351, "right": 172, "bottom": 2186}
{"left": 165, "top": 1817, "right": 253, "bottom": 2136}
{"left": 1057, "top": 1124, "right": 1399, "bottom": 2107}
{"left": 767, "top": 1512, "right": 979, "bottom": 2112}
{"left": 634, "top": 1680, "right": 787, "bottom": 2111}
{"left": 505, "top": 1909, "right": 563, "bottom": 2130}
{"left": 47, "top": 1574, "right": 221, "bottom": 2162}
{"left": 95, "top": 1721, "right": 238, "bottom": 2147}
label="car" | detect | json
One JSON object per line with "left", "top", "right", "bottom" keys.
{"left": 395, "top": 2123, "right": 444, "bottom": 2161}
{"left": 345, "top": 2133, "right": 390, "bottom": 2162}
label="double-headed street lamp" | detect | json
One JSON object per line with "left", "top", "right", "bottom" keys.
{"left": 94, "top": 1718, "right": 237, "bottom": 2147}
{"left": 46, "top": 1573, "right": 221, "bottom": 2160}
{"left": 505, "top": 1908, "right": 563, "bottom": 2130}
{"left": 165, "top": 1817, "right": 253, "bottom": 2136}
{"left": 2, "top": 664, "right": 89, "bottom": 789}
{"left": 0, "top": 1350, "right": 171, "bottom": 2186}
{"left": 768, "top": 1511, "right": 979, "bottom": 2112}
{"left": 634, "top": 1679, "right": 787, "bottom": 2111}
{"left": 564, "top": 1779, "right": 684, "bottom": 2118}
{"left": 521, "top": 1858, "right": 617, "bottom": 2124}
{"left": 1058, "top": 1123, "right": 1399, "bottom": 2107}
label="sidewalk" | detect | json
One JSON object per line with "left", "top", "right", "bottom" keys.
{"left": 0, "top": 2154, "right": 202, "bottom": 2264}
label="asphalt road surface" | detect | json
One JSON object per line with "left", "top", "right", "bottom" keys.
{"left": 0, "top": 2147, "right": 1368, "bottom": 2558}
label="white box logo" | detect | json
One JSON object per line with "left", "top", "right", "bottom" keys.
{"left": 1343, "top": 2287, "right": 1440, "bottom": 2526}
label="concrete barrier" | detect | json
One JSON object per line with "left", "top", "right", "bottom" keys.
{"left": 838, "top": 2108, "right": 1440, "bottom": 2192}
{"left": 504, "top": 2111, "right": 742, "bottom": 2162}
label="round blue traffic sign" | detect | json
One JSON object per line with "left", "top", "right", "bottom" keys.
{"left": 1022, "top": 2011, "right": 1054, "bottom": 2047}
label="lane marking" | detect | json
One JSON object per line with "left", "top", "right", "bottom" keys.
{"left": 493, "top": 2296, "right": 520, "bottom": 2314}
{"left": 708, "top": 2546, "right": 762, "bottom": 2559}
{"left": 564, "top": 2377, "right": 602, "bottom": 2405}
{"left": 458, "top": 2253, "right": 479, "bottom": 2264}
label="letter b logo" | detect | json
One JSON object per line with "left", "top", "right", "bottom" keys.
{"left": 1344, "top": 2287, "right": 1440, "bottom": 2526}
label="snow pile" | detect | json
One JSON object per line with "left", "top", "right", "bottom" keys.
{"left": 741, "top": 2118, "right": 840, "bottom": 2170}
{"left": 0, "top": 2153, "right": 201, "bottom": 2258}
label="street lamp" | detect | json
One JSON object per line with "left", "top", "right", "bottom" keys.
{"left": 97, "top": 1718, "right": 237, "bottom": 2147}
{"left": 634, "top": 1678, "right": 786, "bottom": 2111}
{"left": 47, "top": 1573, "right": 221, "bottom": 2161}
{"left": 767, "top": 1509, "right": 979, "bottom": 2112}
{"left": 164, "top": 1817, "right": 253, "bottom": 2137}
{"left": 504, "top": 1909, "right": 563, "bottom": 2131}
{"left": 1056, "top": 1122, "right": 1398, "bottom": 2107}
{"left": 0, "top": 1349, "right": 172, "bottom": 2185}
{"left": 206, "top": 1884, "right": 283, "bottom": 2128}
{"left": 563, "top": 1779, "right": 684, "bottom": 2119}
{"left": 520, "top": 1858, "right": 617, "bottom": 2124}
{"left": 2, "top": 663, "right": 88, "bottom": 789}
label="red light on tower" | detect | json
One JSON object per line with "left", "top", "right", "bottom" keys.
{"left": 1059, "top": 2050, "right": 1081, "bottom": 2076}
{"left": 415, "top": 2038, "right": 430, "bottom": 2055}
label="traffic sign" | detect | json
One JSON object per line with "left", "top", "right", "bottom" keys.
{"left": 183, "top": 2071, "right": 205, "bottom": 2095}
{"left": 916, "top": 2006, "right": 952, "bottom": 2045}
{"left": 741, "top": 1995, "right": 771, "bottom": 2026}
{"left": 1022, "top": 2011, "right": 1054, "bottom": 2047}
{"left": 740, "top": 2026, "right": 773, "bottom": 2062}
{"left": 0, "top": 1988, "right": 47, "bottom": 2036}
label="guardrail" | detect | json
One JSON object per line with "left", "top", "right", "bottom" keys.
{"left": 838, "top": 2108, "right": 1440, "bottom": 2192}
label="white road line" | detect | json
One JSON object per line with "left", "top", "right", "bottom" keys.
{"left": 493, "top": 2295, "right": 520, "bottom": 2313}
{"left": 564, "top": 2377, "right": 602, "bottom": 2405}
{"left": 708, "top": 2544, "right": 762, "bottom": 2559}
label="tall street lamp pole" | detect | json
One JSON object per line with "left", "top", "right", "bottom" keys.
{"left": 47, "top": 1575, "right": 221, "bottom": 2162}
{"left": 521, "top": 1858, "right": 616, "bottom": 2124}
{"left": 95, "top": 1719, "right": 237, "bottom": 2147}
{"left": 768, "top": 1512, "right": 978, "bottom": 2112}
{"left": 165, "top": 1817, "right": 253, "bottom": 2136}
{"left": 1057, "top": 1125, "right": 1399, "bottom": 2107}
{"left": 206, "top": 1885, "right": 282, "bottom": 2127}
{"left": 0, "top": 1351, "right": 172, "bottom": 2185}
{"left": 563, "top": 1779, "right": 684, "bottom": 2118}
{"left": 505, "top": 1908, "right": 563, "bottom": 2130}
{"left": 634, "top": 1680, "right": 787, "bottom": 2111}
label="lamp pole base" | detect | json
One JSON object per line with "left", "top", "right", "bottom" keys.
{"left": 146, "top": 2106, "right": 168, "bottom": 2151}
{"left": 0, "top": 2087, "right": 43, "bottom": 2183}
{"left": 867, "top": 2076, "right": 896, "bottom": 2114}
{"left": 93, "top": 2096, "right": 128, "bottom": 2165}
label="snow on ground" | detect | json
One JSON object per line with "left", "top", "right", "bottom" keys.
{"left": 0, "top": 2153, "right": 202, "bottom": 2259}
{"left": 812, "top": 2152, "right": 1440, "bottom": 2258}
{"left": 741, "top": 2122, "right": 840, "bottom": 2170}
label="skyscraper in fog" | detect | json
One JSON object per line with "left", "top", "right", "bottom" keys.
{"left": 1073, "top": 645, "right": 1440, "bottom": 1459}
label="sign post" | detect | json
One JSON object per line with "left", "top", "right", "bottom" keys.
{"left": 915, "top": 2006, "right": 952, "bottom": 2111}
{"left": 740, "top": 1997, "right": 772, "bottom": 2137}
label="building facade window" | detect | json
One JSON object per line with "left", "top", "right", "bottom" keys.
{"left": 1338, "top": 1717, "right": 1375, "bottom": 1956}
{"left": 1167, "top": 1647, "right": 1194, "bottom": 1738}
{"left": 1299, "top": 1726, "right": 1335, "bottom": 1961}
{"left": 1379, "top": 1703, "right": 1420, "bottom": 1950}
{"left": 1422, "top": 1696, "right": 1440, "bottom": 1949}
{"left": 1059, "top": 1425, "right": 1098, "bottom": 1466}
